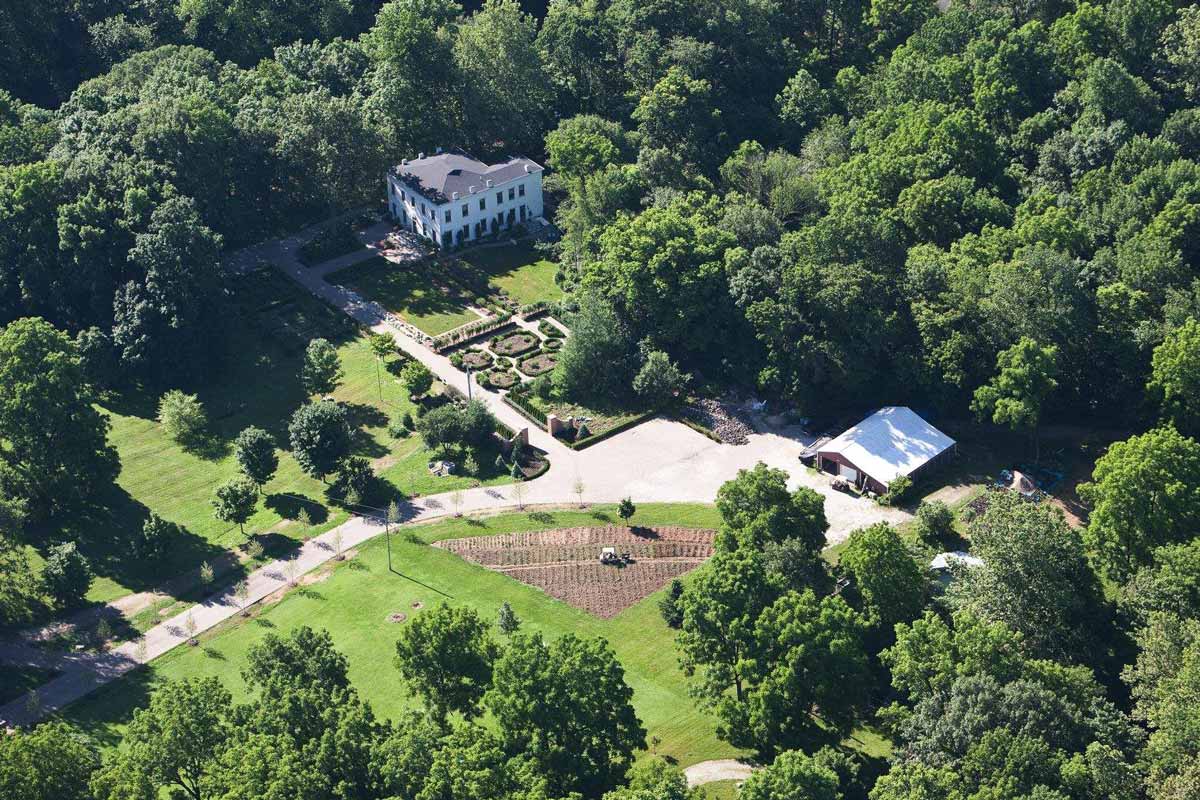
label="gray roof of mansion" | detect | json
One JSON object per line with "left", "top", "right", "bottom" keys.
{"left": 391, "top": 151, "right": 543, "bottom": 204}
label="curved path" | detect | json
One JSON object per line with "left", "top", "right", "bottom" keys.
{"left": 0, "top": 223, "right": 910, "bottom": 730}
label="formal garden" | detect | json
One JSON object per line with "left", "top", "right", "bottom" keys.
{"left": 448, "top": 315, "right": 570, "bottom": 393}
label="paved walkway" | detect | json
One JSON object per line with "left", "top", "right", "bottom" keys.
{"left": 0, "top": 222, "right": 911, "bottom": 730}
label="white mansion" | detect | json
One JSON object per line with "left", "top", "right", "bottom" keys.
{"left": 386, "top": 150, "right": 545, "bottom": 249}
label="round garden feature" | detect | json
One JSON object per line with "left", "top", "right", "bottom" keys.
{"left": 461, "top": 349, "right": 493, "bottom": 369}
{"left": 487, "top": 370, "right": 520, "bottom": 390}
{"left": 492, "top": 332, "right": 540, "bottom": 357}
{"left": 519, "top": 353, "right": 557, "bottom": 377}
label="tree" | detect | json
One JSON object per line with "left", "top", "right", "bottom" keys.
{"left": 677, "top": 548, "right": 778, "bottom": 705}
{"left": 552, "top": 294, "right": 636, "bottom": 404}
{"left": 497, "top": 601, "right": 521, "bottom": 635}
{"left": 971, "top": 337, "right": 1059, "bottom": 461}
{"left": 212, "top": 476, "right": 258, "bottom": 537}
{"left": 415, "top": 403, "right": 464, "bottom": 453}
{"left": 234, "top": 579, "right": 250, "bottom": 616}
{"left": 839, "top": 523, "right": 925, "bottom": 638}
{"left": 913, "top": 500, "right": 955, "bottom": 545}
{"left": 1080, "top": 426, "right": 1200, "bottom": 581}
{"left": 715, "top": 463, "right": 828, "bottom": 552}
{"left": 0, "top": 721, "right": 98, "bottom": 800}
{"left": 302, "top": 338, "right": 343, "bottom": 396}
{"left": 157, "top": 390, "right": 208, "bottom": 446}
{"left": 950, "top": 491, "right": 1106, "bottom": 660}
{"left": 632, "top": 350, "right": 690, "bottom": 407}
{"left": 0, "top": 531, "right": 36, "bottom": 626}
{"left": 334, "top": 456, "right": 374, "bottom": 502}
{"left": 455, "top": 0, "right": 552, "bottom": 154}
{"left": 729, "top": 590, "right": 870, "bottom": 755}
{"left": 603, "top": 756, "right": 696, "bottom": 800}
{"left": 1160, "top": 5, "right": 1200, "bottom": 104}
{"left": 394, "top": 602, "right": 498, "bottom": 722}
{"left": 739, "top": 749, "right": 840, "bottom": 800}
{"left": 485, "top": 631, "right": 646, "bottom": 796}
{"left": 41, "top": 542, "right": 91, "bottom": 609}
{"left": 632, "top": 67, "right": 723, "bottom": 180}
{"left": 288, "top": 401, "right": 352, "bottom": 482}
{"left": 582, "top": 195, "right": 737, "bottom": 360}
{"left": 367, "top": 332, "right": 394, "bottom": 402}
{"left": 617, "top": 497, "right": 636, "bottom": 523}
{"left": 114, "top": 196, "right": 225, "bottom": 382}
{"left": 1120, "top": 538, "right": 1200, "bottom": 625}
{"left": 510, "top": 479, "right": 528, "bottom": 510}
{"left": 134, "top": 513, "right": 177, "bottom": 563}
{"left": 400, "top": 360, "right": 433, "bottom": 399}
{"left": 1149, "top": 317, "right": 1200, "bottom": 433}
{"left": 574, "top": 477, "right": 586, "bottom": 508}
{"left": 0, "top": 318, "right": 118, "bottom": 520}
{"left": 234, "top": 426, "right": 278, "bottom": 492}
{"left": 658, "top": 578, "right": 685, "bottom": 629}
{"left": 776, "top": 69, "right": 830, "bottom": 140}
{"left": 91, "top": 677, "right": 231, "bottom": 800}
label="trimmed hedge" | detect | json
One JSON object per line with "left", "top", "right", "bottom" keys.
{"left": 567, "top": 411, "right": 657, "bottom": 450}
{"left": 502, "top": 392, "right": 548, "bottom": 427}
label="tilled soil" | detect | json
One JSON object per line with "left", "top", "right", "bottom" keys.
{"left": 435, "top": 526, "right": 716, "bottom": 618}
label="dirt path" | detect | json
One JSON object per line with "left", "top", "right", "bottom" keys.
{"left": 684, "top": 759, "right": 757, "bottom": 787}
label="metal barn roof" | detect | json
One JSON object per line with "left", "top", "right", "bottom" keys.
{"left": 817, "top": 406, "right": 955, "bottom": 486}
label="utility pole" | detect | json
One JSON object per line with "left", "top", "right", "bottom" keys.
{"left": 466, "top": 366, "right": 473, "bottom": 401}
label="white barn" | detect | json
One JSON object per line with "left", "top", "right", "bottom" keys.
{"left": 386, "top": 149, "right": 545, "bottom": 249}
{"left": 815, "top": 406, "right": 956, "bottom": 494}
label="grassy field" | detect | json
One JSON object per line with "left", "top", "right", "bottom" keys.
{"left": 61, "top": 504, "right": 744, "bottom": 769}
{"left": 44, "top": 268, "right": 511, "bottom": 609}
{"left": 327, "top": 257, "right": 480, "bottom": 335}
{"left": 461, "top": 242, "right": 562, "bottom": 306}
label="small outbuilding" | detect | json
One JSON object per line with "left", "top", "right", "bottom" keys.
{"left": 815, "top": 406, "right": 956, "bottom": 495}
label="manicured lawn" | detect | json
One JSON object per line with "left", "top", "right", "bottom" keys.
{"left": 327, "top": 257, "right": 480, "bottom": 336}
{"left": 48, "top": 268, "right": 510, "bottom": 609}
{"left": 61, "top": 504, "right": 746, "bottom": 769}
{"left": 461, "top": 242, "right": 562, "bottom": 306}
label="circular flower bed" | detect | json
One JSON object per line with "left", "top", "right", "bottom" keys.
{"left": 519, "top": 353, "right": 557, "bottom": 377}
{"left": 487, "top": 370, "right": 521, "bottom": 390}
{"left": 461, "top": 349, "right": 493, "bottom": 369}
{"left": 492, "top": 332, "right": 540, "bottom": 357}
{"left": 541, "top": 338, "right": 563, "bottom": 352}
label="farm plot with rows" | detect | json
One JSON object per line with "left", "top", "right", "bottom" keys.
{"left": 435, "top": 526, "right": 716, "bottom": 617}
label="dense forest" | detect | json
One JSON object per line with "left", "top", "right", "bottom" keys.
{"left": 4, "top": 0, "right": 1200, "bottom": 799}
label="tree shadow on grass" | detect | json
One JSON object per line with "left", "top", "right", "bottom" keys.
{"left": 264, "top": 493, "right": 329, "bottom": 524}
{"left": 52, "top": 484, "right": 235, "bottom": 599}
{"left": 255, "top": 532, "right": 303, "bottom": 561}
{"left": 61, "top": 662, "right": 156, "bottom": 749}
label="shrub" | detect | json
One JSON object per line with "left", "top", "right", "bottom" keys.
{"left": 914, "top": 500, "right": 956, "bottom": 543}
{"left": 42, "top": 542, "right": 92, "bottom": 608}
{"left": 463, "top": 453, "right": 480, "bottom": 477}
{"left": 881, "top": 475, "right": 913, "bottom": 506}
{"left": 157, "top": 390, "right": 207, "bottom": 445}
{"left": 633, "top": 350, "right": 690, "bottom": 408}
{"left": 532, "top": 374, "right": 553, "bottom": 400}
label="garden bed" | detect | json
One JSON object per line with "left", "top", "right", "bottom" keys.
{"left": 519, "top": 352, "right": 557, "bottom": 376}
{"left": 435, "top": 526, "right": 716, "bottom": 618}
{"left": 492, "top": 331, "right": 540, "bottom": 357}
{"left": 484, "top": 370, "right": 521, "bottom": 390}
{"left": 461, "top": 349, "right": 493, "bottom": 370}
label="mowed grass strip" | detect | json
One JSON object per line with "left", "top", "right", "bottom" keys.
{"left": 326, "top": 257, "right": 480, "bottom": 336}
{"left": 66, "top": 268, "right": 509, "bottom": 605}
{"left": 60, "top": 504, "right": 744, "bottom": 769}
{"left": 460, "top": 242, "right": 562, "bottom": 306}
